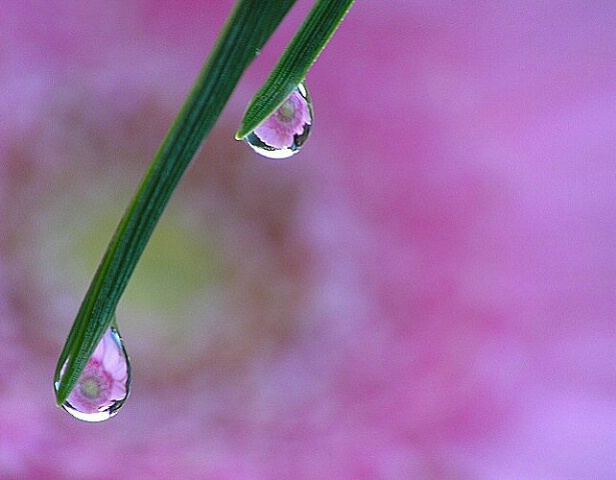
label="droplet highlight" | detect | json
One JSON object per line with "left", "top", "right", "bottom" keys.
{"left": 245, "top": 82, "right": 313, "bottom": 159}
{"left": 55, "top": 326, "right": 131, "bottom": 422}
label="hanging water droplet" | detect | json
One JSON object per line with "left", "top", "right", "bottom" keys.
{"left": 55, "top": 325, "right": 131, "bottom": 422}
{"left": 245, "top": 81, "right": 313, "bottom": 159}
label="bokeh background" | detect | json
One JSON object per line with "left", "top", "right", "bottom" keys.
{"left": 1, "top": 1, "right": 615, "bottom": 478}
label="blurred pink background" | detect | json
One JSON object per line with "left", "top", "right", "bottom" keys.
{"left": 1, "top": 1, "right": 615, "bottom": 478}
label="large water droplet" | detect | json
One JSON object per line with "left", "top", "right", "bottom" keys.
{"left": 55, "top": 326, "right": 131, "bottom": 422}
{"left": 245, "top": 82, "right": 313, "bottom": 159}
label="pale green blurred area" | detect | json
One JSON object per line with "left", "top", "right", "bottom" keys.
{"left": 57, "top": 196, "right": 219, "bottom": 304}
{"left": 46, "top": 205, "right": 218, "bottom": 386}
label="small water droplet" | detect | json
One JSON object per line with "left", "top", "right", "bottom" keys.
{"left": 55, "top": 326, "right": 131, "bottom": 422}
{"left": 245, "top": 81, "right": 313, "bottom": 159}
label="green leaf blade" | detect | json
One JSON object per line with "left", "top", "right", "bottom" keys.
{"left": 236, "top": 0, "right": 356, "bottom": 139}
{"left": 54, "top": 0, "right": 299, "bottom": 405}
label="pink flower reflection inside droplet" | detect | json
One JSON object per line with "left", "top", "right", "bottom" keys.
{"left": 245, "top": 82, "right": 313, "bottom": 159}
{"left": 62, "top": 327, "right": 131, "bottom": 422}
{"left": 254, "top": 87, "right": 312, "bottom": 150}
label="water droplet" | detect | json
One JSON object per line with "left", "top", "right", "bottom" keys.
{"left": 245, "top": 82, "right": 313, "bottom": 159}
{"left": 55, "top": 326, "right": 131, "bottom": 422}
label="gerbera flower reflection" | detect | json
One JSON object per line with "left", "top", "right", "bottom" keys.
{"left": 245, "top": 82, "right": 313, "bottom": 159}
{"left": 59, "top": 326, "right": 131, "bottom": 422}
